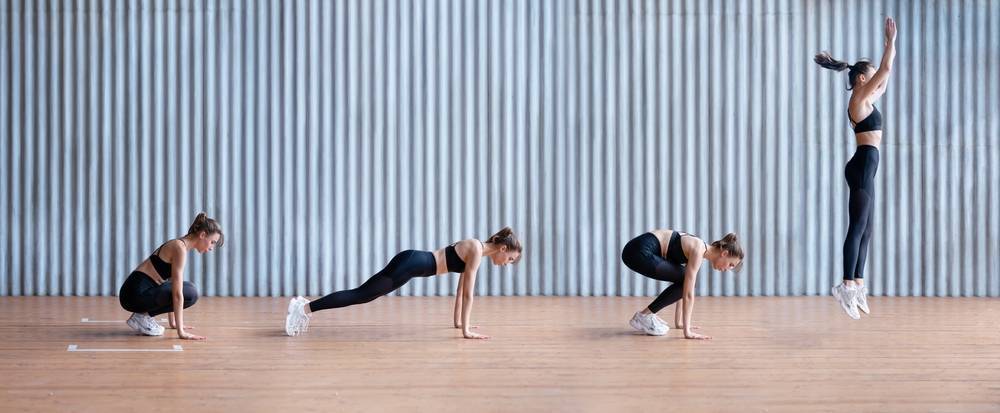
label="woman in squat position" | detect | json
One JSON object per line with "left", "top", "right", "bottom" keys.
{"left": 621, "top": 229, "right": 744, "bottom": 340}
{"left": 119, "top": 213, "right": 224, "bottom": 340}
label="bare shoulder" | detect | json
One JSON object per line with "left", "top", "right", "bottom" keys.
{"left": 159, "top": 239, "right": 187, "bottom": 261}
{"left": 683, "top": 235, "right": 707, "bottom": 258}
{"left": 459, "top": 238, "right": 484, "bottom": 252}
{"left": 456, "top": 239, "right": 484, "bottom": 261}
{"left": 689, "top": 236, "right": 708, "bottom": 250}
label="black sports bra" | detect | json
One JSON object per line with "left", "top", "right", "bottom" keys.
{"left": 444, "top": 245, "right": 465, "bottom": 273}
{"left": 665, "top": 232, "right": 707, "bottom": 265}
{"left": 850, "top": 105, "right": 882, "bottom": 133}
{"left": 444, "top": 240, "right": 484, "bottom": 273}
{"left": 149, "top": 241, "right": 175, "bottom": 280}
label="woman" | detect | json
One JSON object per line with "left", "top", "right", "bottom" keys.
{"left": 621, "top": 229, "right": 744, "bottom": 340}
{"left": 815, "top": 16, "right": 896, "bottom": 319}
{"left": 285, "top": 227, "right": 522, "bottom": 339}
{"left": 119, "top": 213, "right": 224, "bottom": 340}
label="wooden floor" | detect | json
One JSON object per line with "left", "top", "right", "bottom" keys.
{"left": 1, "top": 296, "right": 998, "bottom": 412}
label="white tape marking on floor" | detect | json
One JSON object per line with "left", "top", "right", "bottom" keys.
{"left": 66, "top": 344, "right": 183, "bottom": 352}
{"left": 80, "top": 318, "right": 168, "bottom": 323}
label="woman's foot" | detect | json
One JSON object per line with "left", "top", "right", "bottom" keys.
{"left": 650, "top": 313, "right": 670, "bottom": 330}
{"left": 285, "top": 296, "right": 312, "bottom": 336}
{"left": 831, "top": 284, "right": 861, "bottom": 320}
{"left": 629, "top": 311, "right": 667, "bottom": 336}
{"left": 126, "top": 313, "right": 164, "bottom": 336}
{"left": 855, "top": 286, "right": 870, "bottom": 314}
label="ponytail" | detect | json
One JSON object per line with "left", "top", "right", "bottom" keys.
{"left": 814, "top": 51, "right": 850, "bottom": 72}
{"left": 815, "top": 51, "right": 875, "bottom": 90}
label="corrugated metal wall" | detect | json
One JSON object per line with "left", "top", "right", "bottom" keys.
{"left": 2, "top": 0, "right": 998, "bottom": 297}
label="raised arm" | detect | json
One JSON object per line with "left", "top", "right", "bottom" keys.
{"left": 857, "top": 17, "right": 897, "bottom": 102}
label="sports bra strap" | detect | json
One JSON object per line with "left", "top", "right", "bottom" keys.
{"left": 152, "top": 239, "right": 177, "bottom": 257}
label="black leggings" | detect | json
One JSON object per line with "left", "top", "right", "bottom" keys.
{"left": 119, "top": 271, "right": 199, "bottom": 316}
{"left": 309, "top": 250, "right": 438, "bottom": 312}
{"left": 843, "top": 145, "right": 879, "bottom": 280}
{"left": 621, "top": 233, "right": 686, "bottom": 314}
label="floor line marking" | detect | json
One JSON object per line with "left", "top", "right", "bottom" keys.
{"left": 67, "top": 344, "right": 183, "bottom": 352}
{"left": 81, "top": 317, "right": 168, "bottom": 323}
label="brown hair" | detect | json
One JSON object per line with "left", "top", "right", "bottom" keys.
{"left": 187, "top": 212, "right": 225, "bottom": 247}
{"left": 814, "top": 51, "right": 875, "bottom": 90}
{"left": 486, "top": 226, "right": 522, "bottom": 256}
{"left": 711, "top": 233, "right": 744, "bottom": 271}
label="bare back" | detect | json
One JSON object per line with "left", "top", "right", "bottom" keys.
{"left": 648, "top": 229, "right": 705, "bottom": 262}
{"left": 132, "top": 239, "right": 185, "bottom": 285}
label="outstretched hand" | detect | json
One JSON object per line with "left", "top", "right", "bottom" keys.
{"left": 884, "top": 17, "right": 896, "bottom": 44}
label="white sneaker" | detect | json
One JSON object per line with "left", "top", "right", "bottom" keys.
{"left": 831, "top": 284, "right": 861, "bottom": 320}
{"left": 285, "top": 296, "right": 312, "bottom": 336}
{"left": 127, "top": 313, "right": 164, "bottom": 336}
{"left": 650, "top": 313, "right": 670, "bottom": 330}
{"left": 629, "top": 312, "right": 668, "bottom": 336}
{"left": 293, "top": 297, "right": 312, "bottom": 335}
{"left": 140, "top": 313, "right": 165, "bottom": 335}
{"left": 855, "top": 286, "right": 870, "bottom": 314}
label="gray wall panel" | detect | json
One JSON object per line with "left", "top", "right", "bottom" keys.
{"left": 2, "top": 0, "right": 998, "bottom": 297}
